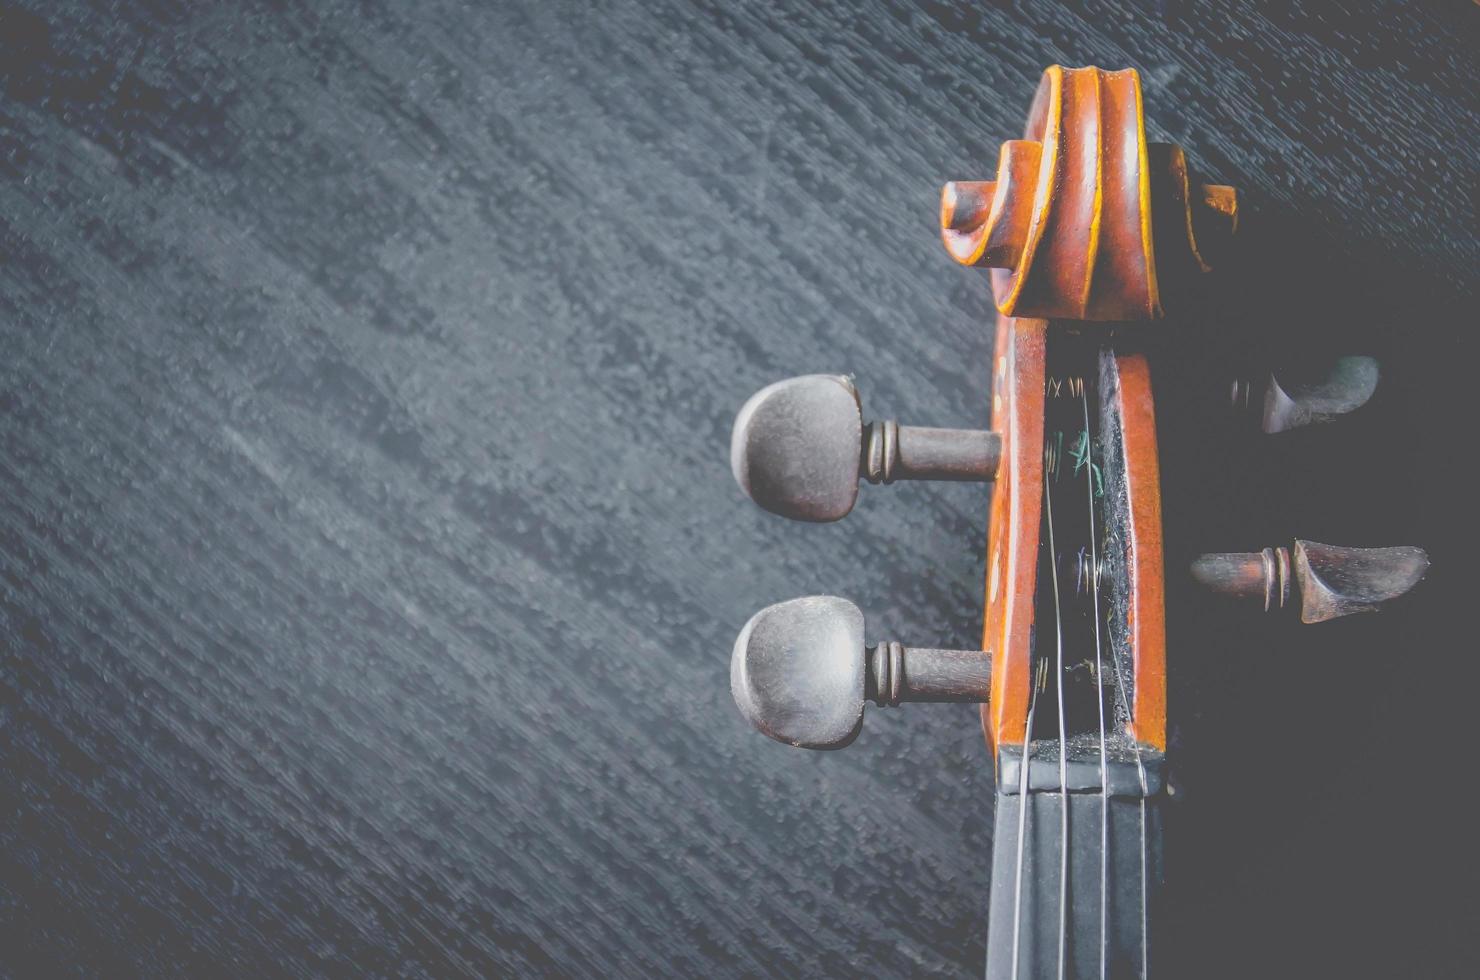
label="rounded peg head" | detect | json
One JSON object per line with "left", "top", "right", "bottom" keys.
{"left": 730, "top": 375, "right": 863, "bottom": 522}
{"left": 730, "top": 595, "right": 866, "bottom": 749}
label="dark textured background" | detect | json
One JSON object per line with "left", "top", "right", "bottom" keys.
{"left": 0, "top": 1, "right": 1476, "bottom": 977}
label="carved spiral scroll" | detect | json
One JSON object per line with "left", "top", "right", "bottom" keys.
{"left": 941, "top": 66, "right": 1237, "bottom": 322}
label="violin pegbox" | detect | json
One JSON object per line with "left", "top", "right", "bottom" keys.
{"left": 724, "top": 65, "right": 1229, "bottom": 756}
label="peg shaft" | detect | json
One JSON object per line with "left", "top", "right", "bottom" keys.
{"left": 866, "top": 642, "right": 991, "bottom": 706}
{"left": 1190, "top": 547, "right": 1291, "bottom": 610}
{"left": 865, "top": 423, "right": 1002, "bottom": 485}
{"left": 900, "top": 426, "right": 1001, "bottom": 482}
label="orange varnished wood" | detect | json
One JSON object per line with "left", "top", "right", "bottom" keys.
{"left": 980, "top": 301, "right": 1045, "bottom": 752}
{"left": 1110, "top": 354, "right": 1167, "bottom": 750}
{"left": 941, "top": 141, "right": 1040, "bottom": 270}
{"left": 1013, "top": 67, "right": 1155, "bottom": 320}
{"left": 956, "top": 65, "right": 1231, "bottom": 759}
{"left": 942, "top": 66, "right": 1236, "bottom": 322}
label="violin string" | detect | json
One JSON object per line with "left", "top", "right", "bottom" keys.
{"left": 1139, "top": 791, "right": 1148, "bottom": 977}
{"left": 1103, "top": 517, "right": 1152, "bottom": 980}
{"left": 1081, "top": 391, "right": 1109, "bottom": 980}
{"left": 1008, "top": 619, "right": 1042, "bottom": 979}
{"left": 1043, "top": 432, "right": 1069, "bottom": 980}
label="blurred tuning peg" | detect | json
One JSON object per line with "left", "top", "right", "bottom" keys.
{"left": 730, "top": 375, "right": 1001, "bottom": 522}
{"left": 1231, "top": 356, "right": 1379, "bottom": 434}
{"left": 1191, "top": 539, "right": 1429, "bottom": 623}
{"left": 730, "top": 596, "right": 991, "bottom": 749}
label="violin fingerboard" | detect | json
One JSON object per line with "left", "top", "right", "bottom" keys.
{"left": 986, "top": 760, "right": 1166, "bottom": 980}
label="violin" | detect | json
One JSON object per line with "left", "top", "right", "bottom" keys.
{"left": 724, "top": 66, "right": 1427, "bottom": 979}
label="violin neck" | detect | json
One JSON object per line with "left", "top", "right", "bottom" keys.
{"left": 985, "top": 749, "right": 1166, "bottom": 980}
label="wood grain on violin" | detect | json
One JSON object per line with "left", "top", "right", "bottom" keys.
{"left": 980, "top": 310, "right": 1045, "bottom": 753}
{"left": 1106, "top": 355, "right": 1166, "bottom": 751}
{"left": 941, "top": 66, "right": 1235, "bottom": 321}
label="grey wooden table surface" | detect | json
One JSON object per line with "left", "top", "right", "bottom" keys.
{"left": 1, "top": 1, "right": 1475, "bottom": 977}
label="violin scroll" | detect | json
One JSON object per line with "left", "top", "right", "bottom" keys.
{"left": 940, "top": 65, "right": 1238, "bottom": 321}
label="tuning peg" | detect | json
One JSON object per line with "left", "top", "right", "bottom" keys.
{"left": 1191, "top": 540, "right": 1428, "bottom": 623}
{"left": 730, "top": 596, "right": 991, "bottom": 749}
{"left": 730, "top": 375, "right": 1001, "bottom": 522}
{"left": 1230, "top": 356, "right": 1379, "bottom": 434}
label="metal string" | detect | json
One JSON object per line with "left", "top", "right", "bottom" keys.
{"left": 1008, "top": 637, "right": 1043, "bottom": 979}
{"left": 1042, "top": 439, "right": 1070, "bottom": 980}
{"left": 1011, "top": 371, "right": 1154, "bottom": 977}
{"left": 1081, "top": 393, "right": 1110, "bottom": 980}
{"left": 1104, "top": 529, "right": 1152, "bottom": 980}
{"left": 1013, "top": 372, "right": 1149, "bottom": 978}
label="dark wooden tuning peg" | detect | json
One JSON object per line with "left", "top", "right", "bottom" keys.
{"left": 730, "top": 375, "right": 1001, "bottom": 522}
{"left": 730, "top": 596, "right": 991, "bottom": 749}
{"left": 1231, "top": 356, "right": 1379, "bottom": 434}
{"left": 1191, "top": 539, "right": 1429, "bottom": 623}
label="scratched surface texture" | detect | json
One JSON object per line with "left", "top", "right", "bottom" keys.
{"left": 0, "top": 1, "right": 1476, "bottom": 977}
